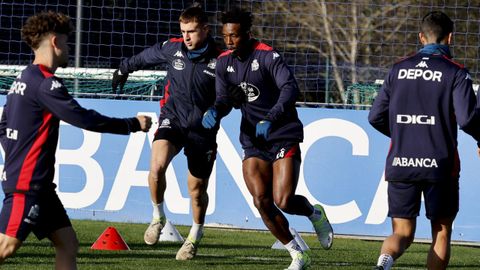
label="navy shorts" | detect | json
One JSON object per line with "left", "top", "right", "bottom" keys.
{"left": 387, "top": 180, "right": 459, "bottom": 220}
{"left": 154, "top": 116, "right": 217, "bottom": 179}
{"left": 243, "top": 141, "right": 301, "bottom": 163}
{"left": 0, "top": 190, "right": 71, "bottom": 241}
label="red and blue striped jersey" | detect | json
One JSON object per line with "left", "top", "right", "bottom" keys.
{"left": 0, "top": 64, "right": 141, "bottom": 193}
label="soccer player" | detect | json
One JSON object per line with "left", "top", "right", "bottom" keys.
{"left": 369, "top": 11, "right": 480, "bottom": 270}
{"left": 202, "top": 8, "right": 333, "bottom": 270}
{"left": 0, "top": 11, "right": 152, "bottom": 269}
{"left": 111, "top": 5, "right": 221, "bottom": 260}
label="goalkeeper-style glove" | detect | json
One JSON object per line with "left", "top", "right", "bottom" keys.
{"left": 255, "top": 120, "right": 272, "bottom": 140}
{"left": 228, "top": 85, "right": 246, "bottom": 109}
{"left": 112, "top": 69, "right": 129, "bottom": 94}
{"left": 202, "top": 107, "right": 218, "bottom": 129}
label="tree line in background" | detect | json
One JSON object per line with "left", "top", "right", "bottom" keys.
{"left": 228, "top": 0, "right": 479, "bottom": 105}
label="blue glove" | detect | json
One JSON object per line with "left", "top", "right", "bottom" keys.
{"left": 255, "top": 120, "right": 272, "bottom": 140}
{"left": 202, "top": 108, "right": 217, "bottom": 129}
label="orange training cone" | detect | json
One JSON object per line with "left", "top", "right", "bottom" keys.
{"left": 91, "top": 226, "right": 130, "bottom": 250}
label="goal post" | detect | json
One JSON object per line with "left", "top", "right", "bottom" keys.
{"left": 0, "top": 65, "right": 166, "bottom": 99}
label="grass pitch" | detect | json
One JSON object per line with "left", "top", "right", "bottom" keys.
{"left": 4, "top": 220, "right": 480, "bottom": 269}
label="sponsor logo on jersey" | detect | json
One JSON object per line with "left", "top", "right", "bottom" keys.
{"left": 159, "top": 118, "right": 171, "bottom": 129}
{"left": 174, "top": 50, "right": 184, "bottom": 58}
{"left": 207, "top": 59, "right": 216, "bottom": 69}
{"left": 392, "top": 157, "right": 438, "bottom": 168}
{"left": 8, "top": 81, "right": 27, "bottom": 96}
{"left": 396, "top": 114, "right": 435, "bottom": 125}
{"left": 50, "top": 80, "right": 63, "bottom": 90}
{"left": 203, "top": 70, "right": 215, "bottom": 77}
{"left": 415, "top": 61, "right": 428, "bottom": 68}
{"left": 6, "top": 128, "right": 18, "bottom": 140}
{"left": 227, "top": 66, "right": 235, "bottom": 73}
{"left": 273, "top": 52, "right": 280, "bottom": 59}
{"left": 398, "top": 68, "right": 442, "bottom": 82}
{"left": 251, "top": 59, "right": 259, "bottom": 71}
{"left": 240, "top": 82, "right": 260, "bottom": 102}
{"left": 172, "top": 59, "right": 185, "bottom": 70}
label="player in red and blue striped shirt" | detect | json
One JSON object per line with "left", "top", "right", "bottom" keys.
{"left": 0, "top": 11, "right": 151, "bottom": 269}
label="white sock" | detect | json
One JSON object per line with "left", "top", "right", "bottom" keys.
{"left": 284, "top": 239, "right": 303, "bottom": 259}
{"left": 308, "top": 207, "right": 321, "bottom": 222}
{"left": 152, "top": 201, "right": 165, "bottom": 220}
{"left": 376, "top": 254, "right": 394, "bottom": 270}
{"left": 188, "top": 222, "right": 204, "bottom": 243}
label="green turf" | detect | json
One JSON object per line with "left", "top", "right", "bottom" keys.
{"left": 4, "top": 220, "right": 480, "bottom": 269}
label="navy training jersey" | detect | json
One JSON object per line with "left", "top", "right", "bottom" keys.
{"left": 119, "top": 37, "right": 221, "bottom": 134}
{"left": 0, "top": 64, "right": 141, "bottom": 193}
{"left": 215, "top": 40, "right": 303, "bottom": 147}
{"left": 368, "top": 52, "right": 480, "bottom": 182}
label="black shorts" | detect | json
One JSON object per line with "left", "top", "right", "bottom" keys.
{"left": 243, "top": 141, "right": 301, "bottom": 163}
{"left": 154, "top": 116, "right": 217, "bottom": 179}
{"left": 387, "top": 180, "right": 459, "bottom": 220}
{"left": 0, "top": 190, "right": 71, "bottom": 241}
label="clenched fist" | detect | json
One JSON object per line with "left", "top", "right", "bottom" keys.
{"left": 136, "top": 115, "right": 152, "bottom": 132}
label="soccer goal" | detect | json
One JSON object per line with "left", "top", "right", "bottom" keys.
{"left": 0, "top": 65, "right": 166, "bottom": 100}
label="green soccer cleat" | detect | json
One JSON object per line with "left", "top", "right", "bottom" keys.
{"left": 285, "top": 251, "right": 311, "bottom": 270}
{"left": 311, "top": 204, "right": 334, "bottom": 250}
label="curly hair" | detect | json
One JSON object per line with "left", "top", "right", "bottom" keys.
{"left": 221, "top": 8, "right": 253, "bottom": 34}
{"left": 21, "top": 11, "right": 74, "bottom": 49}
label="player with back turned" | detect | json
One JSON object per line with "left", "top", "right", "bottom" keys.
{"left": 111, "top": 4, "right": 222, "bottom": 260}
{"left": 202, "top": 8, "right": 334, "bottom": 270}
{"left": 0, "top": 11, "right": 152, "bottom": 269}
{"left": 369, "top": 11, "right": 480, "bottom": 270}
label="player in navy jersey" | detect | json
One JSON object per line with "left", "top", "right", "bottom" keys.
{"left": 202, "top": 8, "right": 333, "bottom": 270}
{"left": 369, "top": 11, "right": 480, "bottom": 270}
{"left": 111, "top": 4, "right": 221, "bottom": 260}
{"left": 0, "top": 11, "right": 152, "bottom": 269}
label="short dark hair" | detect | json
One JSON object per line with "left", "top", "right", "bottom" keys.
{"left": 221, "top": 8, "right": 253, "bottom": 34}
{"left": 421, "top": 11, "right": 453, "bottom": 43}
{"left": 179, "top": 3, "right": 208, "bottom": 25}
{"left": 21, "top": 11, "right": 74, "bottom": 50}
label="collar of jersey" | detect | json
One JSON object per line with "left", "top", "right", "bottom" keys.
{"left": 418, "top": 43, "right": 452, "bottom": 58}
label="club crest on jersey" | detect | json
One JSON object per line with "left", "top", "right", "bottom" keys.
{"left": 174, "top": 50, "right": 184, "bottom": 58}
{"left": 207, "top": 59, "right": 216, "bottom": 69}
{"left": 50, "top": 80, "right": 62, "bottom": 90}
{"left": 172, "top": 59, "right": 185, "bottom": 70}
{"left": 240, "top": 82, "right": 260, "bottom": 102}
{"left": 251, "top": 59, "right": 259, "bottom": 71}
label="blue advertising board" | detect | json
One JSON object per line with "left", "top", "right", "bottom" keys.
{"left": 0, "top": 97, "right": 479, "bottom": 242}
